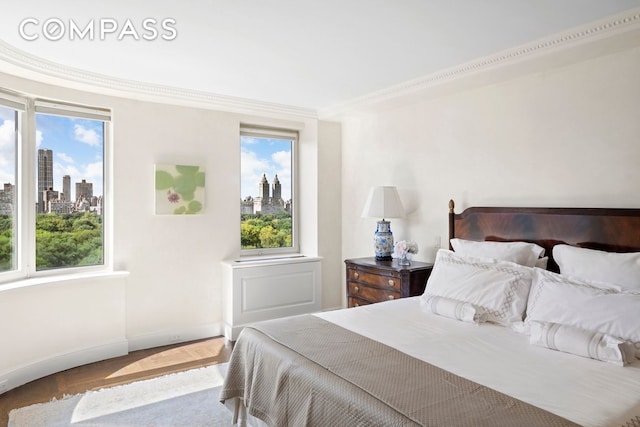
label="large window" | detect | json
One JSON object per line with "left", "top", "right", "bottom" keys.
{"left": 0, "top": 90, "right": 110, "bottom": 281}
{"left": 240, "top": 126, "right": 297, "bottom": 256}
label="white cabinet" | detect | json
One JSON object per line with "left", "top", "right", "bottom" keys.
{"left": 222, "top": 257, "right": 322, "bottom": 340}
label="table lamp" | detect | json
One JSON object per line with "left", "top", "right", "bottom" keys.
{"left": 361, "top": 186, "right": 405, "bottom": 260}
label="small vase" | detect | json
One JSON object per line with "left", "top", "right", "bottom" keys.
{"left": 398, "top": 253, "right": 411, "bottom": 266}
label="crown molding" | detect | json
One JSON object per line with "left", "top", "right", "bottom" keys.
{"left": 0, "top": 39, "right": 317, "bottom": 119}
{"left": 319, "top": 7, "right": 640, "bottom": 120}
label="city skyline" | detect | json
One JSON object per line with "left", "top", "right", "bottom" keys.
{"left": 0, "top": 110, "right": 103, "bottom": 200}
{"left": 36, "top": 114, "right": 104, "bottom": 199}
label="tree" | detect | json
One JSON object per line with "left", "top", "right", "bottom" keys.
{"left": 241, "top": 212, "right": 292, "bottom": 249}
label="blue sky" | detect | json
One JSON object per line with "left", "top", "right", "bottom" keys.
{"left": 0, "top": 107, "right": 103, "bottom": 200}
{"left": 241, "top": 136, "right": 292, "bottom": 201}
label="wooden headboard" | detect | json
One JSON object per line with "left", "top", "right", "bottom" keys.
{"left": 448, "top": 200, "right": 640, "bottom": 272}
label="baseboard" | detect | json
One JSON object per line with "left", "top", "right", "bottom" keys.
{"left": 0, "top": 323, "right": 225, "bottom": 395}
{"left": 0, "top": 339, "right": 128, "bottom": 394}
{"left": 127, "top": 322, "right": 223, "bottom": 352}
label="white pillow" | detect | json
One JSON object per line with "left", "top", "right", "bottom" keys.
{"left": 450, "top": 238, "right": 545, "bottom": 267}
{"left": 421, "top": 294, "right": 487, "bottom": 324}
{"left": 423, "top": 249, "right": 533, "bottom": 326}
{"left": 554, "top": 244, "right": 640, "bottom": 291}
{"left": 529, "top": 321, "right": 637, "bottom": 366}
{"left": 526, "top": 268, "right": 640, "bottom": 358}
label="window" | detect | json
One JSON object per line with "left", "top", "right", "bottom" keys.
{"left": 240, "top": 126, "right": 297, "bottom": 256}
{"left": 0, "top": 89, "right": 110, "bottom": 281}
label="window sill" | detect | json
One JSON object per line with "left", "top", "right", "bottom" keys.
{"left": 0, "top": 270, "right": 130, "bottom": 292}
{"left": 225, "top": 255, "right": 322, "bottom": 268}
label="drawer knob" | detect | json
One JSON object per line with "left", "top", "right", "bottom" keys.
{"left": 354, "top": 286, "right": 359, "bottom": 293}
{"left": 354, "top": 272, "right": 359, "bottom": 279}
{"left": 388, "top": 295, "right": 395, "bottom": 300}
{"left": 355, "top": 303, "right": 360, "bottom": 307}
{"left": 388, "top": 279, "right": 394, "bottom": 286}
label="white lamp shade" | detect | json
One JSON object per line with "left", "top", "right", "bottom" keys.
{"left": 361, "top": 186, "right": 405, "bottom": 219}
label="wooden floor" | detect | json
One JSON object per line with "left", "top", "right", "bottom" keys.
{"left": 0, "top": 336, "right": 233, "bottom": 426}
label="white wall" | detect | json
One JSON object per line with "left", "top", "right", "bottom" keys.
{"left": 341, "top": 46, "right": 640, "bottom": 269}
{"left": 0, "top": 72, "right": 343, "bottom": 390}
{"left": 318, "top": 120, "right": 343, "bottom": 309}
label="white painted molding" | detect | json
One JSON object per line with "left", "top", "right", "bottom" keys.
{"left": 0, "top": 339, "right": 128, "bottom": 394}
{"left": 0, "top": 40, "right": 317, "bottom": 119}
{"left": 319, "top": 7, "right": 640, "bottom": 119}
{"left": 127, "top": 322, "right": 223, "bottom": 352}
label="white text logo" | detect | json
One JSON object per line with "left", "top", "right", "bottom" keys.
{"left": 19, "top": 18, "right": 178, "bottom": 41}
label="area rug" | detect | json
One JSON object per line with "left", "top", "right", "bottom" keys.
{"left": 8, "top": 363, "right": 234, "bottom": 426}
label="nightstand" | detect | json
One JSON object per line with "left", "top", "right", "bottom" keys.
{"left": 345, "top": 257, "right": 433, "bottom": 308}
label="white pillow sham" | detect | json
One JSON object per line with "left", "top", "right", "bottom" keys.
{"left": 526, "top": 268, "right": 640, "bottom": 358}
{"left": 450, "top": 238, "right": 545, "bottom": 267}
{"left": 529, "top": 321, "right": 637, "bottom": 366}
{"left": 421, "top": 294, "right": 487, "bottom": 324}
{"left": 423, "top": 249, "right": 533, "bottom": 326}
{"left": 553, "top": 244, "right": 640, "bottom": 291}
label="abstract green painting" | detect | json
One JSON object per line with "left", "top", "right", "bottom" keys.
{"left": 155, "top": 164, "right": 205, "bottom": 215}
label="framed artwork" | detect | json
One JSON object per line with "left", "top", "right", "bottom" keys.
{"left": 155, "top": 164, "right": 205, "bottom": 215}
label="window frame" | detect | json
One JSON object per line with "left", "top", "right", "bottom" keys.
{"left": 0, "top": 91, "right": 25, "bottom": 282}
{"left": 0, "top": 89, "right": 112, "bottom": 283}
{"left": 240, "top": 125, "right": 299, "bottom": 257}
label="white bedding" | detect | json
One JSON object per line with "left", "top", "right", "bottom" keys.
{"left": 315, "top": 297, "right": 640, "bottom": 427}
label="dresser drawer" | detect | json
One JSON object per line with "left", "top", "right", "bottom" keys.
{"left": 348, "top": 296, "right": 372, "bottom": 308}
{"left": 348, "top": 281, "right": 400, "bottom": 303}
{"left": 348, "top": 268, "right": 400, "bottom": 291}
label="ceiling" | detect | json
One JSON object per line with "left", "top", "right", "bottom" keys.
{"left": 2, "top": 1, "right": 640, "bottom": 112}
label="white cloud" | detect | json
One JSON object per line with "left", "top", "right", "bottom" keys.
{"left": 0, "top": 120, "right": 16, "bottom": 183}
{"left": 36, "top": 129, "right": 42, "bottom": 147}
{"left": 54, "top": 164, "right": 80, "bottom": 180}
{"left": 272, "top": 150, "right": 291, "bottom": 170}
{"left": 241, "top": 136, "right": 260, "bottom": 145}
{"left": 241, "top": 147, "right": 270, "bottom": 198}
{"left": 57, "top": 152, "right": 74, "bottom": 163}
{"left": 83, "top": 162, "right": 103, "bottom": 179}
{"left": 0, "top": 120, "right": 15, "bottom": 149}
{"left": 74, "top": 124, "right": 100, "bottom": 146}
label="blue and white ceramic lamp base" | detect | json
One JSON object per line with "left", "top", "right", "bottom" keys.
{"left": 373, "top": 220, "right": 394, "bottom": 260}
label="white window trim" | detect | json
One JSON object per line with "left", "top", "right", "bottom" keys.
{"left": 240, "top": 125, "right": 299, "bottom": 257}
{"left": 0, "top": 89, "right": 113, "bottom": 284}
{"left": 0, "top": 92, "right": 25, "bottom": 282}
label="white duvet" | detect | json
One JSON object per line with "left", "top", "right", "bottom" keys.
{"left": 315, "top": 297, "right": 640, "bottom": 427}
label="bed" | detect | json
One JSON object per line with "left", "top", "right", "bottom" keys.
{"left": 220, "top": 200, "right": 640, "bottom": 426}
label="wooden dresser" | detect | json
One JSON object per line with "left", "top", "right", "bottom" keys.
{"left": 345, "top": 257, "right": 433, "bottom": 308}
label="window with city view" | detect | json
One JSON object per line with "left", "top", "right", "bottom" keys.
{"left": 34, "top": 111, "right": 105, "bottom": 270}
{"left": 0, "top": 90, "right": 110, "bottom": 279}
{"left": 240, "top": 127, "right": 297, "bottom": 255}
